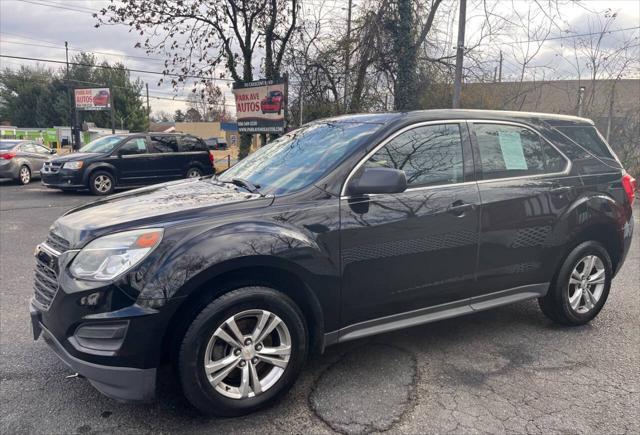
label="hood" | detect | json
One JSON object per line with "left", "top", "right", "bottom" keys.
{"left": 52, "top": 178, "right": 273, "bottom": 247}
{"left": 51, "top": 152, "right": 102, "bottom": 163}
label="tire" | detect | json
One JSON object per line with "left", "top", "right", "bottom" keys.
{"left": 186, "top": 167, "right": 203, "bottom": 179}
{"left": 89, "top": 170, "right": 115, "bottom": 195}
{"left": 17, "top": 165, "right": 31, "bottom": 185}
{"left": 538, "top": 241, "right": 612, "bottom": 326}
{"left": 178, "top": 286, "right": 308, "bottom": 417}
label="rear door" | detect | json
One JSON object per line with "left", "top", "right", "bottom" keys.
{"left": 113, "top": 136, "right": 152, "bottom": 184}
{"left": 148, "top": 135, "right": 182, "bottom": 180}
{"left": 339, "top": 122, "right": 481, "bottom": 327}
{"left": 469, "top": 121, "right": 575, "bottom": 299}
{"left": 19, "top": 143, "right": 45, "bottom": 174}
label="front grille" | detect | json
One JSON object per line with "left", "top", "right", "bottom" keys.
{"left": 46, "top": 232, "right": 70, "bottom": 253}
{"left": 42, "top": 161, "right": 62, "bottom": 174}
{"left": 33, "top": 255, "right": 59, "bottom": 310}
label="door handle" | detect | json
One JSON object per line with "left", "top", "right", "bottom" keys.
{"left": 448, "top": 200, "right": 473, "bottom": 217}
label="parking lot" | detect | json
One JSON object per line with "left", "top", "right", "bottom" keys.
{"left": 1, "top": 179, "right": 638, "bottom": 434}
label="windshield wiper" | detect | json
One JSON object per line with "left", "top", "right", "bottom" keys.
{"left": 229, "top": 178, "right": 262, "bottom": 194}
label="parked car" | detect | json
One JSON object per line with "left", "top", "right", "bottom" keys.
{"left": 41, "top": 133, "right": 215, "bottom": 195}
{"left": 204, "top": 137, "right": 229, "bottom": 151}
{"left": 92, "top": 90, "right": 110, "bottom": 107}
{"left": 0, "top": 140, "right": 55, "bottom": 184}
{"left": 260, "top": 90, "right": 285, "bottom": 114}
{"left": 31, "top": 110, "right": 635, "bottom": 416}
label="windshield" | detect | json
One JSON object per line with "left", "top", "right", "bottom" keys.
{"left": 79, "top": 135, "right": 126, "bottom": 153}
{"left": 0, "top": 141, "right": 22, "bottom": 150}
{"left": 219, "top": 122, "right": 377, "bottom": 195}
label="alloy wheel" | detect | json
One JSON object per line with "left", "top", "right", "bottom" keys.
{"left": 187, "top": 169, "right": 202, "bottom": 178}
{"left": 93, "top": 174, "right": 112, "bottom": 193}
{"left": 203, "top": 309, "right": 292, "bottom": 399}
{"left": 20, "top": 167, "right": 30, "bottom": 184}
{"left": 568, "top": 255, "right": 606, "bottom": 314}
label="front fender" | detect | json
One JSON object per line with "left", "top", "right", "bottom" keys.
{"left": 138, "top": 220, "right": 332, "bottom": 301}
{"left": 82, "top": 162, "right": 118, "bottom": 184}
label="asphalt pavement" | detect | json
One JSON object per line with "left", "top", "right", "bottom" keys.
{"left": 1, "top": 178, "right": 638, "bottom": 434}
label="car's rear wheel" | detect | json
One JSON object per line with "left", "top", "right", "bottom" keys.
{"left": 539, "top": 241, "right": 612, "bottom": 325}
{"left": 178, "top": 286, "right": 308, "bottom": 416}
{"left": 186, "top": 167, "right": 203, "bottom": 178}
{"left": 18, "top": 165, "right": 31, "bottom": 185}
{"left": 89, "top": 171, "right": 115, "bottom": 195}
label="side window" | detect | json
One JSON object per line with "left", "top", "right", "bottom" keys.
{"left": 474, "top": 124, "right": 566, "bottom": 180}
{"left": 179, "top": 136, "right": 205, "bottom": 152}
{"left": 554, "top": 126, "right": 613, "bottom": 159}
{"left": 364, "top": 124, "right": 464, "bottom": 187}
{"left": 149, "top": 136, "right": 178, "bottom": 153}
{"left": 119, "top": 138, "right": 148, "bottom": 155}
{"left": 21, "top": 143, "right": 37, "bottom": 153}
{"left": 34, "top": 145, "right": 51, "bottom": 154}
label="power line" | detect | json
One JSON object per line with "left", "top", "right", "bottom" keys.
{"left": 12, "top": 0, "right": 97, "bottom": 15}
{"left": 0, "top": 54, "right": 234, "bottom": 82}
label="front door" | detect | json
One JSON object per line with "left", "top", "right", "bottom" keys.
{"left": 112, "top": 137, "right": 152, "bottom": 184}
{"left": 469, "top": 121, "right": 574, "bottom": 297}
{"left": 339, "top": 122, "right": 481, "bottom": 327}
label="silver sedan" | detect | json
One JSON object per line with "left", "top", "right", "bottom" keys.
{"left": 0, "top": 140, "right": 56, "bottom": 184}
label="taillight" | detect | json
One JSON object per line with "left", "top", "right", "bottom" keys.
{"left": 0, "top": 152, "right": 16, "bottom": 160}
{"left": 209, "top": 151, "right": 215, "bottom": 166}
{"left": 622, "top": 172, "right": 637, "bottom": 205}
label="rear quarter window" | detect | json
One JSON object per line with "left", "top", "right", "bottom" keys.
{"left": 554, "top": 126, "right": 614, "bottom": 159}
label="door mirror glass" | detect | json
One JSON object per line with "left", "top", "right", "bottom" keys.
{"left": 347, "top": 167, "right": 407, "bottom": 195}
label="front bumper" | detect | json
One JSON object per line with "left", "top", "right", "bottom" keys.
{"left": 41, "top": 170, "right": 85, "bottom": 189}
{"left": 31, "top": 302, "right": 156, "bottom": 402}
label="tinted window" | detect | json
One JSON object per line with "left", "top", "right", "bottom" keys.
{"left": 149, "top": 136, "right": 178, "bottom": 153}
{"left": 119, "top": 138, "right": 148, "bottom": 155}
{"left": 364, "top": 124, "right": 464, "bottom": 187}
{"left": 219, "top": 122, "right": 378, "bottom": 195}
{"left": 179, "top": 136, "right": 206, "bottom": 152}
{"left": 474, "top": 124, "right": 566, "bottom": 179}
{"left": 555, "top": 126, "right": 613, "bottom": 158}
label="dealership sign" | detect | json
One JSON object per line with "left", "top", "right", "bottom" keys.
{"left": 74, "top": 88, "right": 111, "bottom": 111}
{"left": 232, "top": 78, "right": 287, "bottom": 133}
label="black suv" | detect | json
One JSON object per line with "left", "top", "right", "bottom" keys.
{"left": 41, "top": 133, "right": 214, "bottom": 195}
{"left": 30, "top": 110, "right": 635, "bottom": 416}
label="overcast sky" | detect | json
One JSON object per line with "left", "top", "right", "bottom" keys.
{"left": 1, "top": 0, "right": 638, "bottom": 117}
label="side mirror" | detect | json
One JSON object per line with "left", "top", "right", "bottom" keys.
{"left": 347, "top": 167, "right": 407, "bottom": 196}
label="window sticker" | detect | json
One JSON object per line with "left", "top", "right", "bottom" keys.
{"left": 498, "top": 131, "right": 528, "bottom": 170}
{"left": 135, "top": 139, "right": 146, "bottom": 151}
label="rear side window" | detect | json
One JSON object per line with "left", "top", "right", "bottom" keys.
{"left": 179, "top": 136, "right": 206, "bottom": 152}
{"left": 149, "top": 136, "right": 178, "bottom": 153}
{"left": 474, "top": 124, "right": 566, "bottom": 180}
{"left": 119, "top": 138, "right": 148, "bottom": 155}
{"left": 365, "top": 123, "right": 464, "bottom": 187}
{"left": 554, "top": 126, "right": 613, "bottom": 159}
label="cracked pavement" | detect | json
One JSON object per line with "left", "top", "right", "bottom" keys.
{"left": 1, "top": 180, "right": 638, "bottom": 434}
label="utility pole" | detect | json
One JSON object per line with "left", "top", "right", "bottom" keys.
{"left": 343, "top": 0, "right": 353, "bottom": 113}
{"left": 145, "top": 83, "right": 150, "bottom": 130}
{"left": 299, "top": 83, "right": 304, "bottom": 127}
{"left": 452, "top": 0, "right": 466, "bottom": 109}
{"left": 606, "top": 88, "right": 615, "bottom": 141}
{"left": 577, "top": 86, "right": 586, "bottom": 117}
{"left": 109, "top": 90, "right": 116, "bottom": 134}
{"left": 498, "top": 50, "right": 503, "bottom": 83}
{"left": 65, "top": 41, "right": 74, "bottom": 150}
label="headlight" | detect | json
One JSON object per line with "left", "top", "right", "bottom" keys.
{"left": 69, "top": 229, "right": 163, "bottom": 281}
{"left": 63, "top": 161, "right": 83, "bottom": 170}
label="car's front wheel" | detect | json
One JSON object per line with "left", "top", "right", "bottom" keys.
{"left": 89, "top": 171, "right": 115, "bottom": 195}
{"left": 539, "top": 241, "right": 612, "bottom": 326}
{"left": 178, "top": 287, "right": 308, "bottom": 416}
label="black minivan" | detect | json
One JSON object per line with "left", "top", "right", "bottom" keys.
{"left": 41, "top": 133, "right": 214, "bottom": 195}
{"left": 31, "top": 110, "right": 635, "bottom": 416}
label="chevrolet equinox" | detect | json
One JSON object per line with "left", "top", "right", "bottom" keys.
{"left": 30, "top": 110, "right": 635, "bottom": 416}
